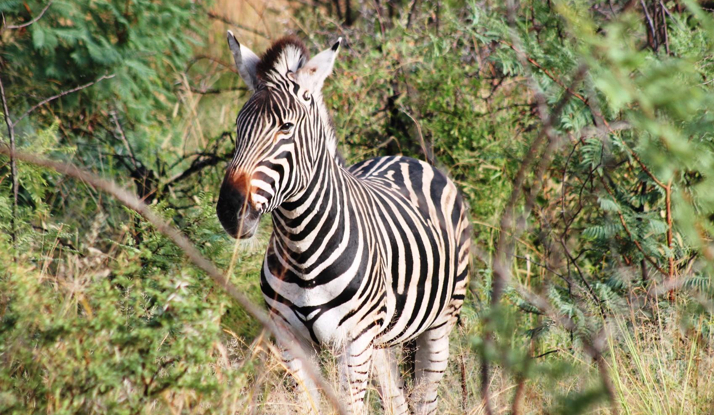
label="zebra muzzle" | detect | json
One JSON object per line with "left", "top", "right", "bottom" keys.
{"left": 216, "top": 172, "right": 261, "bottom": 239}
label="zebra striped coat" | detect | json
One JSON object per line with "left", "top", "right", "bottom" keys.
{"left": 216, "top": 32, "right": 471, "bottom": 415}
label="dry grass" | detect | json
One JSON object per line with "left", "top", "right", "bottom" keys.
{"left": 198, "top": 301, "right": 713, "bottom": 415}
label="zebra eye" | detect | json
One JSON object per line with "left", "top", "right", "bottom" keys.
{"left": 279, "top": 122, "right": 294, "bottom": 133}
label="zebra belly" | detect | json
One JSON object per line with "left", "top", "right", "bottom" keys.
{"left": 349, "top": 155, "right": 465, "bottom": 346}
{"left": 263, "top": 291, "right": 368, "bottom": 344}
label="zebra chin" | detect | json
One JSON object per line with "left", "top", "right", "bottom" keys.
{"left": 227, "top": 213, "right": 260, "bottom": 239}
{"left": 217, "top": 207, "right": 261, "bottom": 239}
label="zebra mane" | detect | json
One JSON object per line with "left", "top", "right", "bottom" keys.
{"left": 256, "top": 36, "right": 309, "bottom": 82}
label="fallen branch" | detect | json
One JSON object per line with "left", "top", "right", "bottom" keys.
{"left": 0, "top": 147, "right": 348, "bottom": 415}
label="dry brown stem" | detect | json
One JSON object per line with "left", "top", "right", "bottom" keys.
{"left": 0, "top": 147, "right": 348, "bottom": 415}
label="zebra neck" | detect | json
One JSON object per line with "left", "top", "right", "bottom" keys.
{"left": 273, "top": 148, "right": 347, "bottom": 255}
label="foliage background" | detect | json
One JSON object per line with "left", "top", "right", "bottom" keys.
{"left": 1, "top": 0, "right": 714, "bottom": 413}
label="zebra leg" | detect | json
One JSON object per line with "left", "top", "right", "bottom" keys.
{"left": 411, "top": 322, "right": 453, "bottom": 415}
{"left": 279, "top": 334, "right": 321, "bottom": 414}
{"left": 372, "top": 346, "right": 409, "bottom": 415}
{"left": 338, "top": 335, "right": 375, "bottom": 414}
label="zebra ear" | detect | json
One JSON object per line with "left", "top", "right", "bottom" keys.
{"left": 296, "top": 38, "right": 342, "bottom": 95}
{"left": 227, "top": 31, "right": 260, "bottom": 91}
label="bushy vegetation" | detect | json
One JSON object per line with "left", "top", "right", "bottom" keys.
{"left": 2, "top": 0, "right": 714, "bottom": 413}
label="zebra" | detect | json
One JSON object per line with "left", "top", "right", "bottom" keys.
{"left": 216, "top": 31, "right": 471, "bottom": 415}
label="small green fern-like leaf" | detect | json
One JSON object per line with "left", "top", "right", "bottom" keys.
{"left": 598, "top": 197, "right": 620, "bottom": 212}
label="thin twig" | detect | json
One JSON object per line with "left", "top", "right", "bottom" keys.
{"left": 398, "top": 106, "right": 433, "bottom": 165}
{"left": 511, "top": 324, "right": 537, "bottom": 415}
{"left": 640, "top": 0, "right": 658, "bottom": 50}
{"left": 240, "top": 0, "right": 275, "bottom": 38}
{"left": 666, "top": 178, "right": 675, "bottom": 299}
{"left": 0, "top": 147, "right": 348, "bottom": 415}
{"left": 14, "top": 74, "right": 115, "bottom": 126}
{"left": 534, "top": 349, "right": 560, "bottom": 358}
{"left": 580, "top": 121, "right": 631, "bottom": 140}
{"left": 189, "top": 86, "right": 247, "bottom": 95}
{"left": 110, "top": 111, "right": 138, "bottom": 170}
{"left": 499, "top": 40, "right": 589, "bottom": 105}
{"left": 186, "top": 55, "right": 240, "bottom": 75}
{"left": 481, "top": 7, "right": 586, "bottom": 414}
{"left": 513, "top": 283, "right": 619, "bottom": 415}
{"left": 512, "top": 254, "right": 569, "bottom": 281}
{"left": 460, "top": 350, "right": 468, "bottom": 411}
{"left": 406, "top": 0, "right": 420, "bottom": 28}
{"left": 371, "top": 0, "right": 386, "bottom": 37}
{"left": 1, "top": 71, "right": 112, "bottom": 253}
{"left": 492, "top": 64, "right": 586, "bottom": 305}
{"left": 0, "top": 73, "right": 17, "bottom": 250}
{"left": 2, "top": 1, "right": 53, "bottom": 30}
{"left": 599, "top": 175, "right": 669, "bottom": 276}
{"left": 660, "top": 1, "right": 670, "bottom": 55}
{"left": 206, "top": 11, "right": 269, "bottom": 39}
{"left": 164, "top": 152, "right": 232, "bottom": 185}
{"left": 520, "top": 65, "right": 607, "bottom": 315}
{"left": 585, "top": 93, "right": 666, "bottom": 190}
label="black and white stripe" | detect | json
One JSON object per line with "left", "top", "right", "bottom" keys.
{"left": 217, "top": 33, "right": 471, "bottom": 415}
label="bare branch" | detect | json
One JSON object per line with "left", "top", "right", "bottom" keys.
{"left": 512, "top": 282, "right": 619, "bottom": 415}
{"left": 580, "top": 121, "right": 630, "bottom": 140}
{"left": 164, "top": 152, "right": 231, "bottom": 185}
{"left": 205, "top": 11, "right": 269, "bottom": 39}
{"left": 2, "top": 1, "right": 53, "bottom": 31}
{"left": 110, "top": 111, "right": 138, "bottom": 171}
{"left": 492, "top": 64, "right": 587, "bottom": 305}
{"left": 399, "top": 106, "right": 433, "bottom": 165}
{"left": 0, "top": 147, "right": 348, "bottom": 415}
{"left": 665, "top": 178, "right": 675, "bottom": 297}
{"left": 660, "top": 1, "right": 670, "bottom": 55}
{"left": 14, "top": 74, "right": 115, "bottom": 126}
{"left": 187, "top": 55, "right": 240, "bottom": 74}
{"left": 189, "top": 86, "right": 247, "bottom": 95}
{"left": 406, "top": 0, "right": 420, "bottom": 28}
{"left": 640, "top": 0, "right": 658, "bottom": 50}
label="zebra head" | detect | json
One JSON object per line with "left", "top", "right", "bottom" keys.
{"left": 216, "top": 32, "right": 341, "bottom": 238}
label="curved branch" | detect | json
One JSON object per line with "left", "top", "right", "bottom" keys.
{"left": 14, "top": 73, "right": 115, "bottom": 126}
{"left": 2, "top": 1, "right": 53, "bottom": 31}
{"left": 0, "top": 147, "right": 348, "bottom": 415}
